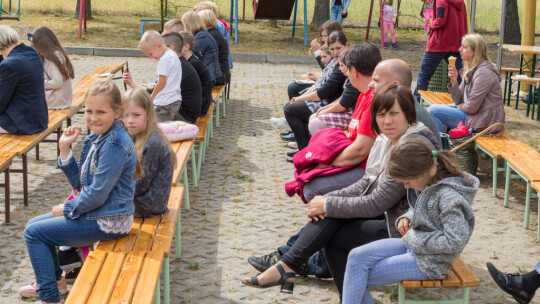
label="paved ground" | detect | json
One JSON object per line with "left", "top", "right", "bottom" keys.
{"left": 0, "top": 56, "right": 538, "bottom": 303}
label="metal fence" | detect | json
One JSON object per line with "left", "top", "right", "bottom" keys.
{"left": 2, "top": 0, "right": 540, "bottom": 33}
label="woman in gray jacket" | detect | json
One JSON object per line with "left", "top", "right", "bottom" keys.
{"left": 428, "top": 33, "right": 505, "bottom": 135}
{"left": 342, "top": 138, "right": 478, "bottom": 304}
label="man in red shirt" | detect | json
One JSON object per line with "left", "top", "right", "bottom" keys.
{"left": 413, "top": 0, "right": 468, "bottom": 101}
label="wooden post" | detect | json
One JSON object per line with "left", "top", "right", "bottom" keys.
{"left": 520, "top": 0, "right": 536, "bottom": 94}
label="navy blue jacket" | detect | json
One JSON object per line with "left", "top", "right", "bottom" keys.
{"left": 0, "top": 43, "right": 48, "bottom": 135}
{"left": 193, "top": 29, "right": 223, "bottom": 83}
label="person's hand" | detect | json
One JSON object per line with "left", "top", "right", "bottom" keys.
{"left": 52, "top": 203, "right": 65, "bottom": 217}
{"left": 290, "top": 97, "right": 302, "bottom": 103}
{"left": 123, "top": 69, "right": 133, "bottom": 86}
{"left": 59, "top": 126, "right": 82, "bottom": 155}
{"left": 307, "top": 72, "right": 318, "bottom": 81}
{"left": 397, "top": 218, "right": 410, "bottom": 236}
{"left": 307, "top": 196, "right": 326, "bottom": 221}
{"left": 311, "top": 39, "right": 321, "bottom": 52}
{"left": 448, "top": 66, "right": 458, "bottom": 87}
{"left": 342, "top": 9, "right": 347, "bottom": 15}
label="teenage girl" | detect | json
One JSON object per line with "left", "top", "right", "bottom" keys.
{"left": 341, "top": 138, "right": 478, "bottom": 304}
{"left": 31, "top": 26, "right": 74, "bottom": 109}
{"left": 122, "top": 88, "right": 176, "bottom": 218}
{"left": 18, "top": 82, "right": 137, "bottom": 304}
{"left": 382, "top": 0, "right": 399, "bottom": 49}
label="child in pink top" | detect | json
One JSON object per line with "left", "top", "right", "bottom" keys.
{"left": 423, "top": 0, "right": 434, "bottom": 36}
{"left": 382, "top": 0, "right": 399, "bottom": 49}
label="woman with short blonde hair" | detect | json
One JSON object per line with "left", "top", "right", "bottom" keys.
{"left": 198, "top": 9, "right": 230, "bottom": 84}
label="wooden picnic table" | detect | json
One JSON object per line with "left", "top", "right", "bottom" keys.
{"left": 417, "top": 90, "right": 454, "bottom": 106}
{"left": 502, "top": 44, "right": 540, "bottom": 117}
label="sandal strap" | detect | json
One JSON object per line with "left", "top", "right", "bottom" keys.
{"left": 274, "top": 263, "right": 286, "bottom": 276}
{"left": 274, "top": 263, "right": 295, "bottom": 283}
{"left": 250, "top": 276, "right": 259, "bottom": 285}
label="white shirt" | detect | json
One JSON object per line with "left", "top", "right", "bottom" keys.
{"left": 154, "top": 49, "right": 182, "bottom": 106}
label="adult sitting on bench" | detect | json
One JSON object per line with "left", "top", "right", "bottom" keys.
{"left": 0, "top": 25, "right": 48, "bottom": 135}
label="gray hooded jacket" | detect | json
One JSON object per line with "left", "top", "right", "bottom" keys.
{"left": 397, "top": 172, "right": 479, "bottom": 279}
{"left": 325, "top": 123, "right": 441, "bottom": 238}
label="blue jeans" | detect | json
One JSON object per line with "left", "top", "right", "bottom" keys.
{"left": 331, "top": 5, "right": 344, "bottom": 24}
{"left": 278, "top": 227, "right": 332, "bottom": 278}
{"left": 414, "top": 51, "right": 462, "bottom": 102}
{"left": 427, "top": 104, "right": 468, "bottom": 133}
{"left": 342, "top": 238, "right": 427, "bottom": 304}
{"left": 24, "top": 213, "right": 126, "bottom": 302}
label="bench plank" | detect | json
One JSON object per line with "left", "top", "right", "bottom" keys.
{"left": 418, "top": 90, "right": 454, "bottom": 105}
{"left": 502, "top": 151, "right": 540, "bottom": 182}
{"left": 132, "top": 216, "right": 161, "bottom": 252}
{"left": 131, "top": 250, "right": 164, "bottom": 304}
{"left": 108, "top": 251, "right": 146, "bottom": 303}
{"left": 152, "top": 187, "right": 184, "bottom": 256}
{"left": 196, "top": 104, "right": 214, "bottom": 140}
{"left": 401, "top": 257, "right": 479, "bottom": 289}
{"left": 87, "top": 251, "right": 126, "bottom": 304}
{"left": 65, "top": 251, "right": 107, "bottom": 304}
{"left": 475, "top": 133, "right": 534, "bottom": 158}
{"left": 452, "top": 257, "right": 480, "bottom": 287}
{"left": 441, "top": 268, "right": 462, "bottom": 287}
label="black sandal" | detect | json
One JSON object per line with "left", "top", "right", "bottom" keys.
{"left": 242, "top": 263, "right": 295, "bottom": 293}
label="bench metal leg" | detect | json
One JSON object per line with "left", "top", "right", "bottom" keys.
{"left": 221, "top": 91, "right": 226, "bottom": 118}
{"left": 175, "top": 208, "right": 182, "bottom": 259}
{"left": 163, "top": 256, "right": 170, "bottom": 304}
{"left": 182, "top": 166, "right": 190, "bottom": 211}
{"left": 209, "top": 111, "right": 214, "bottom": 139}
{"left": 398, "top": 282, "right": 405, "bottom": 304}
{"left": 524, "top": 180, "right": 532, "bottom": 229}
{"left": 197, "top": 143, "right": 203, "bottom": 182}
{"left": 504, "top": 162, "right": 511, "bottom": 207}
{"left": 190, "top": 147, "right": 198, "bottom": 188}
{"left": 398, "top": 283, "right": 471, "bottom": 304}
{"left": 215, "top": 98, "right": 220, "bottom": 127}
{"left": 537, "top": 194, "right": 540, "bottom": 242}
{"left": 1, "top": 167, "right": 10, "bottom": 223}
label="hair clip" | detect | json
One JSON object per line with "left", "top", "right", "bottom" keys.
{"left": 26, "top": 32, "right": 32, "bottom": 42}
{"left": 432, "top": 150, "right": 437, "bottom": 157}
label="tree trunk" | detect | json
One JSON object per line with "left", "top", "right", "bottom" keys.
{"left": 312, "top": 0, "right": 330, "bottom": 26}
{"left": 75, "top": 0, "right": 92, "bottom": 19}
{"left": 504, "top": 0, "right": 520, "bottom": 44}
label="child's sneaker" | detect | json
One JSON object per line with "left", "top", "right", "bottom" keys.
{"left": 392, "top": 43, "right": 397, "bottom": 49}
{"left": 18, "top": 276, "right": 68, "bottom": 298}
{"left": 383, "top": 42, "right": 388, "bottom": 49}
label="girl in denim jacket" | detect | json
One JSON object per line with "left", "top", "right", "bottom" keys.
{"left": 19, "top": 81, "right": 137, "bottom": 304}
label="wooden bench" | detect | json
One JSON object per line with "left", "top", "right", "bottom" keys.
{"left": 417, "top": 90, "right": 454, "bottom": 106}
{"left": 475, "top": 132, "right": 534, "bottom": 197}
{"left": 501, "top": 150, "right": 540, "bottom": 232}
{"left": 170, "top": 140, "right": 196, "bottom": 210}
{"left": 510, "top": 75, "right": 540, "bottom": 120}
{"left": 0, "top": 63, "right": 125, "bottom": 223}
{"left": 501, "top": 67, "right": 531, "bottom": 107}
{"left": 66, "top": 186, "right": 184, "bottom": 304}
{"left": 193, "top": 103, "right": 214, "bottom": 181}
{"left": 212, "top": 84, "right": 227, "bottom": 127}
{"left": 0, "top": 152, "right": 16, "bottom": 223}
{"left": 398, "top": 257, "right": 480, "bottom": 304}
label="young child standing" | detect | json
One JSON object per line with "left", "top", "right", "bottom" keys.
{"left": 123, "top": 30, "right": 182, "bottom": 122}
{"left": 423, "top": 0, "right": 434, "bottom": 36}
{"left": 31, "top": 26, "right": 74, "bottom": 109}
{"left": 178, "top": 31, "right": 213, "bottom": 116}
{"left": 123, "top": 88, "right": 176, "bottom": 218}
{"left": 18, "top": 81, "right": 137, "bottom": 304}
{"left": 341, "top": 138, "right": 478, "bottom": 304}
{"left": 382, "top": 0, "right": 399, "bottom": 49}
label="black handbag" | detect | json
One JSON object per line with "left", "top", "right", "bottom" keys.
{"left": 342, "top": 11, "right": 348, "bottom": 19}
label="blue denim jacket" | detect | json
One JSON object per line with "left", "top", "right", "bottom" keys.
{"left": 58, "top": 120, "right": 137, "bottom": 220}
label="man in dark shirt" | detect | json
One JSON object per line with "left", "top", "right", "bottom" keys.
{"left": 163, "top": 32, "right": 202, "bottom": 123}
{"left": 178, "top": 31, "right": 214, "bottom": 115}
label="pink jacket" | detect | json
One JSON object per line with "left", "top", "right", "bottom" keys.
{"left": 285, "top": 128, "right": 356, "bottom": 203}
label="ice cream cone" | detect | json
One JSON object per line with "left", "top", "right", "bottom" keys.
{"left": 448, "top": 56, "right": 457, "bottom": 70}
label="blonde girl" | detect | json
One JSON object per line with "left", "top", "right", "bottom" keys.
{"left": 123, "top": 88, "right": 176, "bottom": 218}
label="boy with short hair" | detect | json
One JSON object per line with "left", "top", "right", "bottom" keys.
{"left": 178, "top": 31, "right": 213, "bottom": 115}
{"left": 123, "top": 30, "right": 182, "bottom": 122}
{"left": 162, "top": 32, "right": 202, "bottom": 123}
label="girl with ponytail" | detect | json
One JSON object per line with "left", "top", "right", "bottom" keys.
{"left": 341, "top": 138, "right": 479, "bottom": 304}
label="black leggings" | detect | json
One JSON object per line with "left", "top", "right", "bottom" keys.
{"left": 283, "top": 102, "right": 313, "bottom": 150}
{"left": 280, "top": 217, "right": 389, "bottom": 294}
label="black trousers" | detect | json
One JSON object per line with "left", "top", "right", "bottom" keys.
{"left": 280, "top": 217, "right": 389, "bottom": 295}
{"left": 283, "top": 102, "right": 313, "bottom": 150}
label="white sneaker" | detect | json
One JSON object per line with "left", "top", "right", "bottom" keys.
{"left": 423, "top": 29, "right": 428, "bottom": 36}
{"left": 287, "top": 142, "right": 298, "bottom": 149}
{"left": 270, "top": 117, "right": 290, "bottom": 130}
